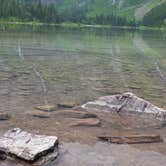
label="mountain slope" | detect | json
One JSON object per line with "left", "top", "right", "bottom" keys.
{"left": 134, "top": 0, "right": 166, "bottom": 21}
{"left": 41, "top": 0, "right": 165, "bottom": 22}
{"left": 24, "top": 0, "right": 166, "bottom": 25}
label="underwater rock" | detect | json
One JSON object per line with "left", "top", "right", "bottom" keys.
{"left": 0, "top": 113, "right": 10, "bottom": 120}
{"left": 35, "top": 105, "right": 57, "bottom": 112}
{"left": 58, "top": 102, "right": 77, "bottom": 108}
{"left": 82, "top": 92, "right": 166, "bottom": 121}
{"left": 98, "top": 134, "right": 163, "bottom": 144}
{"left": 28, "top": 110, "right": 50, "bottom": 118}
{"left": 0, "top": 128, "right": 58, "bottom": 162}
{"left": 70, "top": 118, "right": 101, "bottom": 127}
{"left": 55, "top": 109, "right": 97, "bottom": 119}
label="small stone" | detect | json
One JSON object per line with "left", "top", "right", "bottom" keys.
{"left": 35, "top": 105, "right": 56, "bottom": 112}
{"left": 70, "top": 118, "right": 101, "bottom": 127}
{"left": 55, "top": 110, "right": 97, "bottom": 119}
{"left": 0, "top": 113, "right": 10, "bottom": 120}
{"left": 58, "top": 102, "right": 77, "bottom": 108}
{"left": 28, "top": 110, "right": 50, "bottom": 118}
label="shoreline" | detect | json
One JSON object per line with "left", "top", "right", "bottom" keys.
{"left": 0, "top": 21, "right": 166, "bottom": 31}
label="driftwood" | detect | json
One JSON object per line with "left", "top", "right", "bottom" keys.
{"left": 82, "top": 92, "right": 166, "bottom": 121}
{"left": 98, "top": 134, "right": 163, "bottom": 144}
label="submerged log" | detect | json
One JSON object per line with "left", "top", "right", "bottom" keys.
{"left": 82, "top": 92, "right": 166, "bottom": 121}
{"left": 0, "top": 128, "right": 58, "bottom": 162}
{"left": 98, "top": 134, "right": 163, "bottom": 144}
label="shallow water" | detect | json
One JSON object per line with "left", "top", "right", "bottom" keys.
{"left": 0, "top": 25, "right": 166, "bottom": 165}
{"left": 0, "top": 25, "right": 165, "bottom": 114}
{"left": 53, "top": 142, "right": 166, "bottom": 166}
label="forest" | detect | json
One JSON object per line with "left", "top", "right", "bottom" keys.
{"left": 142, "top": 2, "right": 166, "bottom": 26}
{"left": 0, "top": 0, "right": 136, "bottom": 26}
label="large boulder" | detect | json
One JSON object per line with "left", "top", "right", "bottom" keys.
{"left": 81, "top": 92, "right": 166, "bottom": 121}
{"left": 0, "top": 128, "right": 58, "bottom": 162}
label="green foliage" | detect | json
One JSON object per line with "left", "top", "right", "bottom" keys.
{"left": 0, "top": 0, "right": 165, "bottom": 27}
{"left": 0, "top": 0, "right": 134, "bottom": 26}
{"left": 0, "top": 0, "right": 60, "bottom": 23}
{"left": 143, "top": 2, "right": 166, "bottom": 26}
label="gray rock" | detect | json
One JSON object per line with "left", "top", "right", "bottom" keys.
{"left": 82, "top": 92, "right": 166, "bottom": 121}
{"left": 0, "top": 128, "right": 58, "bottom": 162}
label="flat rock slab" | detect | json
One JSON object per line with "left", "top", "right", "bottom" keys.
{"left": 35, "top": 105, "right": 57, "bottom": 112}
{"left": 28, "top": 110, "right": 51, "bottom": 118}
{"left": 98, "top": 134, "right": 163, "bottom": 144}
{"left": 82, "top": 92, "right": 166, "bottom": 121}
{"left": 0, "top": 128, "right": 58, "bottom": 162}
{"left": 70, "top": 118, "right": 101, "bottom": 127}
{"left": 55, "top": 110, "right": 97, "bottom": 119}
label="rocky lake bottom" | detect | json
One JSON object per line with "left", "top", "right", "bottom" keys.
{"left": 0, "top": 25, "right": 166, "bottom": 165}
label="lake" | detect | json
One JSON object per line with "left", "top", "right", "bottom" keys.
{"left": 0, "top": 25, "right": 166, "bottom": 165}
{"left": 0, "top": 25, "right": 165, "bottom": 113}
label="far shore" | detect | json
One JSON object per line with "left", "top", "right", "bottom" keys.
{"left": 0, "top": 21, "right": 166, "bottom": 31}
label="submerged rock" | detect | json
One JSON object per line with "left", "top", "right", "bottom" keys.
{"left": 28, "top": 110, "right": 50, "bottom": 118}
{"left": 82, "top": 92, "right": 166, "bottom": 121}
{"left": 98, "top": 134, "right": 163, "bottom": 144}
{"left": 58, "top": 102, "right": 77, "bottom": 108}
{"left": 0, "top": 113, "right": 10, "bottom": 120}
{"left": 70, "top": 118, "right": 101, "bottom": 127}
{"left": 35, "top": 105, "right": 57, "bottom": 112}
{"left": 55, "top": 109, "right": 97, "bottom": 119}
{"left": 0, "top": 128, "right": 58, "bottom": 162}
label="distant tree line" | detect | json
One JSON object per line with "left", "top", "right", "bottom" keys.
{"left": 0, "top": 0, "right": 60, "bottom": 22}
{"left": 0, "top": 0, "right": 136, "bottom": 26}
